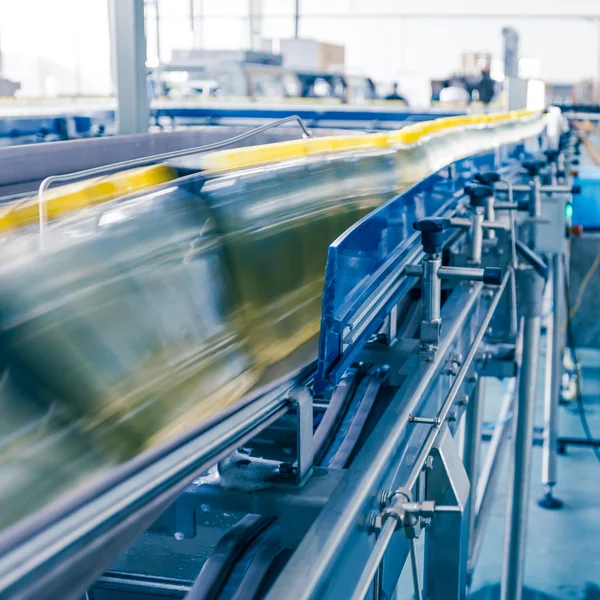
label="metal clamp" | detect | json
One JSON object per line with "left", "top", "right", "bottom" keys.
{"left": 408, "top": 218, "right": 503, "bottom": 358}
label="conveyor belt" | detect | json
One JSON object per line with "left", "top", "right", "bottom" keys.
{"left": 0, "top": 109, "right": 546, "bottom": 600}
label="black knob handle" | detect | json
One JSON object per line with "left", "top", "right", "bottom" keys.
{"left": 464, "top": 183, "right": 494, "bottom": 207}
{"left": 483, "top": 267, "right": 502, "bottom": 285}
{"left": 474, "top": 171, "right": 501, "bottom": 185}
{"left": 522, "top": 160, "right": 544, "bottom": 177}
{"left": 544, "top": 149, "right": 560, "bottom": 163}
{"left": 517, "top": 200, "right": 530, "bottom": 212}
{"left": 556, "top": 169, "right": 566, "bottom": 179}
{"left": 571, "top": 158, "right": 580, "bottom": 166}
{"left": 571, "top": 184, "right": 581, "bottom": 195}
{"left": 413, "top": 217, "right": 451, "bottom": 254}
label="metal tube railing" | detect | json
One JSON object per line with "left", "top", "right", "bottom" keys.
{"left": 37, "top": 115, "right": 311, "bottom": 249}
{"left": 350, "top": 268, "right": 511, "bottom": 599}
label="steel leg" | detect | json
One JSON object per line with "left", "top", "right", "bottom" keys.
{"left": 539, "top": 253, "right": 564, "bottom": 509}
{"left": 463, "top": 375, "right": 485, "bottom": 556}
{"left": 501, "top": 267, "right": 543, "bottom": 600}
{"left": 468, "top": 379, "right": 515, "bottom": 583}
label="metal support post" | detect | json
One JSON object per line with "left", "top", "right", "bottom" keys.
{"left": 501, "top": 267, "right": 544, "bottom": 600}
{"left": 539, "top": 253, "right": 564, "bottom": 509}
{"left": 110, "top": 0, "right": 149, "bottom": 135}
{"left": 469, "top": 210, "right": 484, "bottom": 264}
{"left": 485, "top": 196, "right": 496, "bottom": 240}
{"left": 294, "top": 0, "right": 300, "bottom": 38}
{"left": 421, "top": 255, "right": 442, "bottom": 349}
{"left": 529, "top": 178, "right": 541, "bottom": 249}
{"left": 468, "top": 379, "right": 516, "bottom": 581}
{"left": 463, "top": 375, "right": 485, "bottom": 554}
{"left": 424, "top": 425, "right": 470, "bottom": 600}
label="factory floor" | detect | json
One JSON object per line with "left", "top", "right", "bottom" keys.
{"left": 397, "top": 341, "right": 600, "bottom": 600}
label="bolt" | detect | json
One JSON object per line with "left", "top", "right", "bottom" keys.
{"left": 279, "top": 462, "right": 296, "bottom": 475}
{"left": 174, "top": 532, "right": 184, "bottom": 541}
{"left": 423, "top": 456, "right": 434, "bottom": 472}
{"left": 446, "top": 361, "right": 460, "bottom": 376}
{"left": 200, "top": 504, "right": 211, "bottom": 513}
{"left": 497, "top": 248, "right": 504, "bottom": 256}
{"left": 366, "top": 511, "right": 383, "bottom": 533}
{"left": 378, "top": 489, "right": 393, "bottom": 508}
{"left": 448, "top": 411, "right": 457, "bottom": 423}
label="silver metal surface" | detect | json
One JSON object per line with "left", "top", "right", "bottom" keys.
{"left": 289, "top": 386, "right": 314, "bottom": 484}
{"left": 501, "top": 268, "right": 543, "bottom": 600}
{"left": 0, "top": 380, "right": 296, "bottom": 597}
{"left": 485, "top": 197, "right": 496, "bottom": 240}
{"left": 469, "top": 378, "right": 516, "bottom": 578}
{"left": 350, "top": 518, "right": 396, "bottom": 600}
{"left": 110, "top": 0, "right": 149, "bottom": 136}
{"left": 470, "top": 210, "right": 484, "bottom": 264}
{"left": 423, "top": 426, "right": 470, "bottom": 600}
{"left": 464, "top": 375, "right": 485, "bottom": 553}
{"left": 437, "top": 266, "right": 487, "bottom": 282}
{"left": 343, "top": 271, "right": 509, "bottom": 600}
{"left": 541, "top": 253, "right": 563, "bottom": 490}
{"left": 409, "top": 538, "right": 423, "bottom": 600}
{"left": 407, "top": 270, "right": 511, "bottom": 492}
{"left": 266, "top": 285, "right": 484, "bottom": 600}
{"left": 421, "top": 255, "right": 442, "bottom": 348}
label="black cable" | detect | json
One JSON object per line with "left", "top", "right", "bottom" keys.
{"left": 563, "top": 254, "right": 600, "bottom": 462}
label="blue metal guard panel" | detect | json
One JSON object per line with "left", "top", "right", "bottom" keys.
{"left": 314, "top": 152, "right": 498, "bottom": 393}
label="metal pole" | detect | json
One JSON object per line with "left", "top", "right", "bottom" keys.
{"left": 597, "top": 18, "right": 600, "bottom": 103}
{"left": 294, "top": 0, "right": 300, "bottom": 38}
{"left": 350, "top": 519, "right": 396, "bottom": 600}
{"left": 464, "top": 375, "right": 485, "bottom": 553}
{"left": 409, "top": 539, "right": 423, "bottom": 600}
{"left": 110, "top": 0, "right": 149, "bottom": 136}
{"left": 501, "top": 268, "right": 543, "bottom": 600}
{"left": 468, "top": 379, "right": 515, "bottom": 580}
{"left": 155, "top": 0, "right": 161, "bottom": 63}
{"left": 539, "top": 252, "right": 564, "bottom": 509}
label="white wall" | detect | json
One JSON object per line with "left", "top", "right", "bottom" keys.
{"left": 260, "top": 0, "right": 600, "bottom": 83}
{"left": 0, "top": 0, "right": 112, "bottom": 96}
{"left": 0, "top": 0, "right": 599, "bottom": 98}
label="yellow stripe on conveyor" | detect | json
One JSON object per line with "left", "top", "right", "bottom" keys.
{"left": 0, "top": 110, "right": 542, "bottom": 232}
{"left": 198, "top": 110, "right": 541, "bottom": 173}
{"left": 0, "top": 164, "right": 176, "bottom": 232}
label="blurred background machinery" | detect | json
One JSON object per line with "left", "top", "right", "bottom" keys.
{"left": 1, "top": 2, "right": 600, "bottom": 600}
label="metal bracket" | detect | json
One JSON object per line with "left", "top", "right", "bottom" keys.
{"left": 217, "top": 385, "right": 314, "bottom": 489}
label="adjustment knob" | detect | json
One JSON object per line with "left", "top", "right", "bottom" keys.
{"left": 483, "top": 267, "right": 502, "bottom": 286}
{"left": 571, "top": 184, "right": 581, "bottom": 195}
{"left": 413, "top": 217, "right": 451, "bottom": 254}
{"left": 571, "top": 158, "right": 580, "bottom": 166}
{"left": 464, "top": 183, "right": 494, "bottom": 207}
{"left": 522, "top": 160, "right": 544, "bottom": 177}
{"left": 474, "top": 171, "right": 501, "bottom": 185}
{"left": 544, "top": 149, "right": 560, "bottom": 163}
